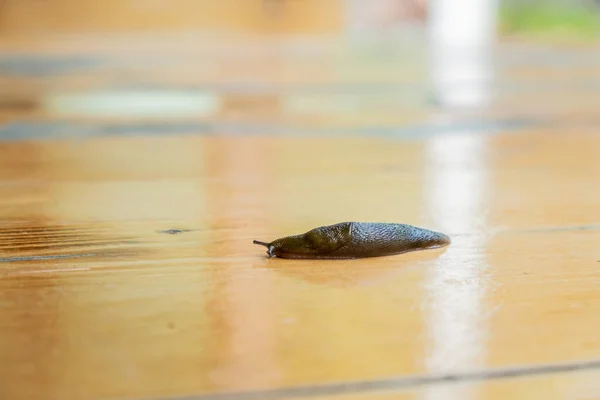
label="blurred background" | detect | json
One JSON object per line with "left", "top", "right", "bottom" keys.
{"left": 1, "top": 0, "right": 599, "bottom": 141}
{"left": 1, "top": 0, "right": 599, "bottom": 38}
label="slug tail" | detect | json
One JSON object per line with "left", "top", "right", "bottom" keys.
{"left": 439, "top": 233, "right": 451, "bottom": 245}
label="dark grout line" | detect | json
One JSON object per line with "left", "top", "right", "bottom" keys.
{"left": 513, "top": 224, "right": 600, "bottom": 233}
{"left": 0, "top": 253, "right": 98, "bottom": 262}
{"left": 0, "top": 118, "right": 533, "bottom": 142}
{"left": 137, "top": 359, "right": 600, "bottom": 400}
{"left": 447, "top": 223, "right": 600, "bottom": 238}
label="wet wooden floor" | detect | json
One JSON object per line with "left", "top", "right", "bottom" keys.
{"left": 1, "top": 33, "right": 600, "bottom": 400}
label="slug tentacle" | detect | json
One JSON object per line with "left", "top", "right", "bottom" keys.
{"left": 253, "top": 222, "right": 450, "bottom": 260}
{"left": 253, "top": 240, "right": 275, "bottom": 257}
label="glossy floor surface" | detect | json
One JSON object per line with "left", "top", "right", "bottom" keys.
{"left": 1, "top": 31, "right": 600, "bottom": 400}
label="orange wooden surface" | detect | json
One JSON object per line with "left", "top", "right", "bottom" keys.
{"left": 1, "top": 5, "right": 600, "bottom": 399}
{"left": 1, "top": 128, "right": 600, "bottom": 399}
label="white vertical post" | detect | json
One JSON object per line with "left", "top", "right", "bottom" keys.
{"left": 428, "top": 0, "right": 499, "bottom": 107}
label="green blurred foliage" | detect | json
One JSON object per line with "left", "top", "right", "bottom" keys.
{"left": 499, "top": 0, "right": 600, "bottom": 39}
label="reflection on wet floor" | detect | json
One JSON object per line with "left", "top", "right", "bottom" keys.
{"left": 422, "top": 130, "right": 492, "bottom": 400}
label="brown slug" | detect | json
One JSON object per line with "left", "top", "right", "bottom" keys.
{"left": 253, "top": 222, "right": 450, "bottom": 259}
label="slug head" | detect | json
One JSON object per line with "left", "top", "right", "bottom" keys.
{"left": 253, "top": 236, "right": 311, "bottom": 258}
{"left": 253, "top": 223, "right": 350, "bottom": 258}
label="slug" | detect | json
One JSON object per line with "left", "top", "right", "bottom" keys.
{"left": 253, "top": 222, "right": 450, "bottom": 259}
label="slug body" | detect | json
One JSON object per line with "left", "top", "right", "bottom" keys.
{"left": 253, "top": 222, "right": 450, "bottom": 260}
